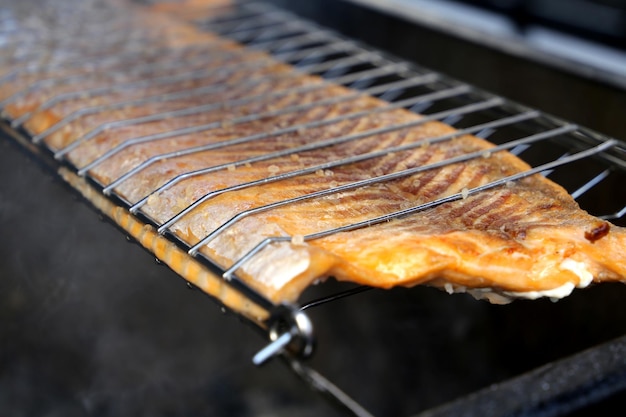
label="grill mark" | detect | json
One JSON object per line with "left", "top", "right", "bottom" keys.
{"left": 8, "top": 0, "right": 626, "bottom": 309}
{"left": 99, "top": 98, "right": 378, "bottom": 186}
{"left": 41, "top": 68, "right": 294, "bottom": 147}
{"left": 453, "top": 165, "right": 524, "bottom": 230}
{"left": 12, "top": 46, "right": 230, "bottom": 85}
{"left": 487, "top": 203, "right": 529, "bottom": 235}
{"left": 443, "top": 192, "right": 492, "bottom": 226}
{"left": 282, "top": 188, "right": 407, "bottom": 223}
{"left": 36, "top": 59, "right": 284, "bottom": 119}
{"left": 349, "top": 141, "right": 424, "bottom": 180}
{"left": 328, "top": 113, "right": 418, "bottom": 160}
{"left": 2, "top": 13, "right": 213, "bottom": 55}
{"left": 121, "top": 116, "right": 384, "bottom": 201}
{"left": 167, "top": 130, "right": 444, "bottom": 224}
{"left": 68, "top": 83, "right": 344, "bottom": 164}
{"left": 48, "top": 65, "right": 290, "bottom": 132}
{"left": 7, "top": 51, "right": 250, "bottom": 111}
{"left": 400, "top": 144, "right": 462, "bottom": 198}
{"left": 358, "top": 128, "right": 416, "bottom": 174}
{"left": 459, "top": 192, "right": 512, "bottom": 229}
{"left": 145, "top": 151, "right": 417, "bottom": 234}
{"left": 423, "top": 164, "right": 467, "bottom": 200}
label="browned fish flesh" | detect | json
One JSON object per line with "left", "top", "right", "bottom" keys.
{"left": 2, "top": 0, "right": 625, "bottom": 311}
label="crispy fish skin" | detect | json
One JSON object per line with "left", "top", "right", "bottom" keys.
{"left": 30, "top": 61, "right": 302, "bottom": 153}
{"left": 316, "top": 186, "right": 626, "bottom": 303}
{"left": 3, "top": 44, "right": 245, "bottom": 124}
{"left": 186, "top": 134, "right": 626, "bottom": 304}
{"left": 3, "top": 0, "right": 625, "bottom": 308}
{"left": 18, "top": 57, "right": 284, "bottom": 145}
{"left": 108, "top": 93, "right": 623, "bottom": 304}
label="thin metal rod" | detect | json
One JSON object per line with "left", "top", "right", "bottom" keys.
{"left": 29, "top": 40, "right": 364, "bottom": 141}
{"left": 55, "top": 73, "right": 327, "bottom": 158}
{"left": 273, "top": 39, "right": 361, "bottom": 65}
{"left": 204, "top": 9, "right": 290, "bottom": 34}
{"left": 0, "top": 43, "right": 214, "bottom": 85}
{"left": 70, "top": 87, "right": 343, "bottom": 170}
{"left": 0, "top": 48, "right": 244, "bottom": 108}
{"left": 69, "top": 89, "right": 362, "bottom": 167}
{"left": 151, "top": 111, "right": 538, "bottom": 231}
{"left": 11, "top": 49, "right": 244, "bottom": 110}
{"left": 125, "top": 75, "right": 448, "bottom": 211}
{"left": 0, "top": 30, "right": 154, "bottom": 61}
{"left": 188, "top": 121, "right": 572, "bottom": 255}
{"left": 570, "top": 169, "right": 611, "bottom": 200}
{"left": 287, "top": 359, "right": 376, "bottom": 417}
{"left": 103, "top": 69, "right": 431, "bottom": 196}
{"left": 571, "top": 169, "right": 611, "bottom": 200}
{"left": 299, "top": 286, "right": 373, "bottom": 311}
{"left": 197, "top": 2, "right": 269, "bottom": 28}
{"left": 29, "top": 60, "right": 284, "bottom": 140}
{"left": 210, "top": 10, "right": 292, "bottom": 38}
{"left": 600, "top": 205, "right": 626, "bottom": 221}
{"left": 71, "top": 68, "right": 440, "bottom": 174}
{"left": 154, "top": 98, "right": 511, "bottom": 234}
{"left": 252, "top": 332, "right": 293, "bottom": 366}
{"left": 55, "top": 51, "right": 379, "bottom": 159}
{"left": 220, "top": 139, "right": 616, "bottom": 278}
{"left": 112, "top": 80, "right": 456, "bottom": 205}
{"left": 224, "top": 19, "right": 317, "bottom": 44}
{"left": 245, "top": 29, "right": 339, "bottom": 52}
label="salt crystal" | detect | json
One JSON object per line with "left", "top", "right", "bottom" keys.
{"left": 291, "top": 235, "right": 305, "bottom": 245}
{"left": 146, "top": 193, "right": 159, "bottom": 206}
{"left": 268, "top": 164, "right": 280, "bottom": 174}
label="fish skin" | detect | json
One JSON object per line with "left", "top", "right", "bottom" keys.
{"left": 3, "top": 0, "right": 625, "bottom": 306}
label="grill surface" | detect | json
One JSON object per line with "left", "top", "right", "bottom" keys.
{"left": 1, "top": 1, "right": 626, "bottom": 416}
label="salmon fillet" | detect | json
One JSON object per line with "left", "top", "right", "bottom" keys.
{"left": 2, "top": 0, "right": 625, "bottom": 312}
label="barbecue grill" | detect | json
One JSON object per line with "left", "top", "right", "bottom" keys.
{"left": 1, "top": 0, "right": 626, "bottom": 416}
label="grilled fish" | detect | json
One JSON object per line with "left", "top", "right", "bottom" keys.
{"left": 2, "top": 0, "right": 625, "bottom": 311}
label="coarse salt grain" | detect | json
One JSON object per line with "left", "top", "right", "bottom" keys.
{"left": 147, "top": 193, "right": 160, "bottom": 206}
{"left": 291, "top": 235, "right": 305, "bottom": 245}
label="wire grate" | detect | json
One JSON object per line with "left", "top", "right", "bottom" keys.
{"left": 1, "top": 1, "right": 625, "bottom": 415}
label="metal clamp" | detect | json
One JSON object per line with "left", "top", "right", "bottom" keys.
{"left": 253, "top": 304, "right": 314, "bottom": 366}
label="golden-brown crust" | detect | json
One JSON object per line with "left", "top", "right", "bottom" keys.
{"left": 2, "top": 0, "right": 625, "bottom": 308}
